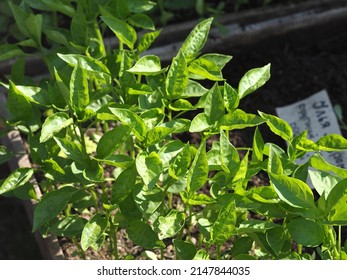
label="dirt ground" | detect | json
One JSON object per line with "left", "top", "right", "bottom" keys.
{"left": 1, "top": 9, "right": 347, "bottom": 259}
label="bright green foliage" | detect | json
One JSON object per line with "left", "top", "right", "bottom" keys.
{"left": 1, "top": 4, "right": 347, "bottom": 260}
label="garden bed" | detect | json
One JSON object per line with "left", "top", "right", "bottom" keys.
{"left": 1, "top": 0, "right": 347, "bottom": 260}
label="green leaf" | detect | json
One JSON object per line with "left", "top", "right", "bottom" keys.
{"left": 57, "top": 53, "right": 111, "bottom": 84}
{"left": 96, "top": 125, "right": 132, "bottom": 158}
{"left": 287, "top": 218, "right": 324, "bottom": 246}
{"left": 181, "top": 79, "right": 209, "bottom": 98}
{"left": 136, "top": 152, "right": 162, "bottom": 189}
{"left": 127, "top": 0, "right": 156, "bottom": 13}
{"left": 231, "top": 237, "right": 254, "bottom": 258}
{"left": 33, "top": 186, "right": 77, "bottom": 231}
{"left": 70, "top": 64, "right": 89, "bottom": 119}
{"left": 238, "top": 63, "right": 271, "bottom": 99}
{"left": 166, "top": 52, "right": 188, "bottom": 99}
{"left": 224, "top": 82, "right": 239, "bottom": 113}
{"left": 309, "top": 153, "right": 347, "bottom": 178}
{"left": 187, "top": 140, "right": 208, "bottom": 193}
{"left": 107, "top": 106, "right": 147, "bottom": 141}
{"left": 237, "top": 220, "right": 281, "bottom": 234}
{"left": 179, "top": 17, "right": 213, "bottom": 62}
{"left": 258, "top": 111, "right": 293, "bottom": 141}
{"left": 188, "top": 58, "right": 224, "bottom": 81}
{"left": 127, "top": 55, "right": 163, "bottom": 75}
{"left": 144, "top": 127, "right": 173, "bottom": 147}
{"left": 266, "top": 227, "right": 286, "bottom": 256}
{"left": 210, "top": 200, "right": 236, "bottom": 245}
{"left": 153, "top": 210, "right": 185, "bottom": 240}
{"left": 169, "top": 144, "right": 191, "bottom": 180}
{"left": 40, "top": 112, "right": 73, "bottom": 143}
{"left": 133, "top": 184, "right": 164, "bottom": 218}
{"left": 10, "top": 85, "right": 50, "bottom": 106}
{"left": 101, "top": 16, "right": 137, "bottom": 49}
{"left": 252, "top": 127, "right": 264, "bottom": 162}
{"left": 200, "top": 53, "right": 232, "bottom": 69}
{"left": 180, "top": 192, "right": 215, "bottom": 206}
{"left": 0, "top": 146, "right": 15, "bottom": 165}
{"left": 71, "top": 5, "right": 87, "bottom": 46}
{"left": 129, "top": 13, "right": 155, "bottom": 30}
{"left": 326, "top": 178, "right": 347, "bottom": 225}
{"left": 7, "top": 81, "right": 33, "bottom": 121}
{"left": 269, "top": 173, "right": 315, "bottom": 208}
{"left": 204, "top": 83, "right": 224, "bottom": 123}
{"left": 49, "top": 215, "right": 87, "bottom": 237}
{"left": 0, "top": 168, "right": 33, "bottom": 195}
{"left": 111, "top": 164, "right": 137, "bottom": 204}
{"left": 193, "top": 249, "right": 210, "bottom": 260}
{"left": 220, "top": 130, "right": 239, "bottom": 173}
{"left": 189, "top": 113, "right": 211, "bottom": 132}
{"left": 137, "top": 30, "right": 161, "bottom": 54}
{"left": 169, "top": 99, "right": 195, "bottom": 111}
{"left": 316, "top": 134, "right": 347, "bottom": 151}
{"left": 308, "top": 170, "right": 341, "bottom": 198}
{"left": 54, "top": 137, "right": 89, "bottom": 163}
{"left": 81, "top": 214, "right": 108, "bottom": 251}
{"left": 267, "top": 145, "right": 284, "bottom": 175}
{"left": 0, "top": 44, "right": 24, "bottom": 62}
{"left": 127, "top": 220, "right": 165, "bottom": 249}
{"left": 173, "top": 240, "right": 196, "bottom": 260}
{"left": 9, "top": 2, "right": 42, "bottom": 48}
{"left": 219, "top": 109, "right": 264, "bottom": 130}
{"left": 158, "top": 140, "right": 186, "bottom": 168}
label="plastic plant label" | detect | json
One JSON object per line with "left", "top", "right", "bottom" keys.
{"left": 276, "top": 89, "right": 347, "bottom": 168}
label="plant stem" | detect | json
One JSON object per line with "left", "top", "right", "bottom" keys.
{"left": 338, "top": 225, "right": 342, "bottom": 256}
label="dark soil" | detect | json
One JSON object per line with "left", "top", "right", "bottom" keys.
{"left": 1, "top": 6, "right": 347, "bottom": 260}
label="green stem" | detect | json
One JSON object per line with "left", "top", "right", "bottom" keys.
{"left": 109, "top": 215, "right": 119, "bottom": 260}
{"left": 297, "top": 244, "right": 302, "bottom": 255}
{"left": 338, "top": 225, "right": 342, "bottom": 256}
{"left": 78, "top": 123, "right": 87, "bottom": 149}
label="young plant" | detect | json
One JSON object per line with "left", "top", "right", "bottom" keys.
{"left": 1, "top": 2, "right": 347, "bottom": 260}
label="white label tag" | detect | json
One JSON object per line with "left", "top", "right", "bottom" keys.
{"left": 275, "top": 89, "right": 347, "bottom": 169}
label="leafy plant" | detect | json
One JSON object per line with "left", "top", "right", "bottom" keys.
{"left": 1, "top": 0, "right": 347, "bottom": 260}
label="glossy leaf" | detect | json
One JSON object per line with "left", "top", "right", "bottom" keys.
{"left": 187, "top": 140, "right": 208, "bottom": 193}
{"left": 200, "top": 53, "right": 232, "bottom": 69}
{"left": 137, "top": 30, "right": 161, "bottom": 54}
{"left": 309, "top": 153, "right": 347, "bottom": 178}
{"left": 153, "top": 210, "right": 185, "bottom": 240}
{"left": 308, "top": 170, "right": 341, "bottom": 198}
{"left": 224, "top": 82, "right": 239, "bottom": 113}
{"left": 127, "top": 55, "right": 162, "bottom": 75}
{"left": 326, "top": 178, "right": 347, "bottom": 225}
{"left": 238, "top": 63, "right": 271, "bottom": 99}
{"left": 96, "top": 125, "right": 132, "bottom": 158}
{"left": 169, "top": 144, "right": 191, "bottom": 180}
{"left": 189, "top": 113, "right": 211, "bottom": 132}
{"left": 158, "top": 140, "right": 186, "bottom": 168}
{"left": 179, "top": 17, "right": 213, "bottom": 62}
{"left": 40, "top": 112, "right": 73, "bottom": 143}
{"left": 220, "top": 130, "right": 239, "bottom": 173}
{"left": 269, "top": 173, "right": 315, "bottom": 208}
{"left": 129, "top": 13, "right": 155, "bottom": 30}
{"left": 33, "top": 186, "right": 77, "bottom": 231}
{"left": 259, "top": 111, "right": 293, "bottom": 141}
{"left": 252, "top": 127, "right": 264, "bottom": 162}
{"left": 70, "top": 64, "right": 89, "bottom": 118}
{"left": 136, "top": 152, "right": 163, "bottom": 189}
{"left": 133, "top": 184, "right": 164, "bottom": 218}
{"left": 54, "top": 137, "right": 89, "bottom": 163}
{"left": 49, "top": 215, "right": 87, "bottom": 237}
{"left": 0, "top": 168, "right": 33, "bottom": 195}
{"left": 188, "top": 58, "right": 224, "bottom": 81}
{"left": 81, "top": 213, "right": 108, "bottom": 251}
{"left": 218, "top": 109, "right": 264, "bottom": 130}
{"left": 101, "top": 16, "right": 137, "bottom": 49}
{"left": 316, "top": 134, "right": 347, "bottom": 151}
{"left": 204, "top": 83, "right": 224, "bottom": 123}
{"left": 166, "top": 52, "right": 188, "bottom": 99}
{"left": 210, "top": 200, "right": 236, "bottom": 245}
